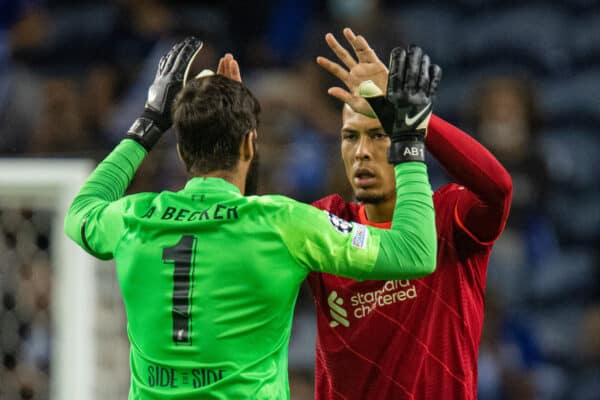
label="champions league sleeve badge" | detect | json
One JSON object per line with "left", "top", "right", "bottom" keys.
{"left": 327, "top": 212, "right": 354, "bottom": 234}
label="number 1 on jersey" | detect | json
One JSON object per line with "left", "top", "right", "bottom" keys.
{"left": 162, "top": 235, "right": 197, "bottom": 345}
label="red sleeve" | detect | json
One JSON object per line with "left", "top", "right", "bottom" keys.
{"left": 307, "top": 194, "right": 357, "bottom": 293}
{"left": 426, "top": 114, "right": 512, "bottom": 245}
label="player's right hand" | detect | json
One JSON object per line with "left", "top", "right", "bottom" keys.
{"left": 184, "top": 52, "right": 242, "bottom": 83}
{"left": 317, "top": 28, "right": 388, "bottom": 118}
{"left": 216, "top": 53, "right": 242, "bottom": 82}
{"left": 127, "top": 37, "right": 203, "bottom": 151}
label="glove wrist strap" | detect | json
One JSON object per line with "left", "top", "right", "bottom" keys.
{"left": 388, "top": 136, "right": 425, "bottom": 164}
{"left": 126, "top": 116, "right": 165, "bottom": 151}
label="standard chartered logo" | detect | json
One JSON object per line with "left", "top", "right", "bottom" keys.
{"left": 327, "top": 281, "right": 418, "bottom": 328}
{"left": 327, "top": 291, "right": 350, "bottom": 328}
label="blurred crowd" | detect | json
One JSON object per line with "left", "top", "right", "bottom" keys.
{"left": 0, "top": 0, "right": 599, "bottom": 399}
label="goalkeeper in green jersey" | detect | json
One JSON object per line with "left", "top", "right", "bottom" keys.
{"left": 64, "top": 37, "right": 437, "bottom": 400}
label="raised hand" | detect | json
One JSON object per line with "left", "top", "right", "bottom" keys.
{"left": 127, "top": 37, "right": 203, "bottom": 151}
{"left": 216, "top": 53, "right": 242, "bottom": 82}
{"left": 183, "top": 52, "right": 242, "bottom": 83}
{"left": 316, "top": 28, "right": 388, "bottom": 117}
{"left": 366, "top": 45, "right": 442, "bottom": 163}
{"left": 386, "top": 46, "right": 441, "bottom": 118}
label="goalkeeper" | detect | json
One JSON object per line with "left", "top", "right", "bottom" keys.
{"left": 64, "top": 37, "right": 437, "bottom": 400}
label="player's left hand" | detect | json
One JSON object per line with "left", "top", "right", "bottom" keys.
{"left": 317, "top": 28, "right": 388, "bottom": 117}
{"left": 368, "top": 45, "right": 442, "bottom": 164}
{"left": 127, "top": 37, "right": 203, "bottom": 151}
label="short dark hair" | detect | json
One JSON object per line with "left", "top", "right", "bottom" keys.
{"left": 172, "top": 75, "right": 260, "bottom": 174}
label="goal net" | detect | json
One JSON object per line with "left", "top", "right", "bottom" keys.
{"left": 0, "top": 158, "right": 129, "bottom": 400}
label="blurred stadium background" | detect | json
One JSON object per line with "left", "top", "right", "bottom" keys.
{"left": 0, "top": 0, "right": 599, "bottom": 399}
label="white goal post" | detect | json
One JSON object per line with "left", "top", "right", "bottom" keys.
{"left": 0, "top": 158, "right": 95, "bottom": 400}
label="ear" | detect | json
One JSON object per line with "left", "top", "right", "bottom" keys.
{"left": 240, "top": 129, "right": 257, "bottom": 161}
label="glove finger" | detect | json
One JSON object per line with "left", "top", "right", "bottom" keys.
{"left": 404, "top": 45, "right": 423, "bottom": 93}
{"left": 418, "top": 54, "right": 431, "bottom": 95}
{"left": 387, "top": 47, "right": 406, "bottom": 98}
{"left": 428, "top": 64, "right": 443, "bottom": 97}
{"left": 173, "top": 37, "right": 202, "bottom": 71}
{"left": 157, "top": 54, "right": 168, "bottom": 75}
{"left": 159, "top": 38, "right": 186, "bottom": 73}
{"left": 174, "top": 38, "right": 203, "bottom": 80}
{"left": 164, "top": 39, "right": 189, "bottom": 73}
{"left": 171, "top": 38, "right": 195, "bottom": 72}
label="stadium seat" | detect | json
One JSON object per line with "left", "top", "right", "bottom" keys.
{"left": 452, "top": 0, "right": 518, "bottom": 12}
{"left": 552, "top": 0, "right": 600, "bottom": 13}
{"left": 459, "top": 5, "right": 569, "bottom": 75}
{"left": 433, "top": 73, "right": 476, "bottom": 119}
{"left": 547, "top": 191, "right": 600, "bottom": 244}
{"left": 571, "top": 13, "right": 600, "bottom": 67}
{"left": 570, "top": 368, "right": 600, "bottom": 400}
{"left": 435, "top": 65, "right": 534, "bottom": 119}
{"left": 169, "top": 5, "right": 229, "bottom": 41}
{"left": 485, "top": 227, "right": 530, "bottom": 305}
{"left": 539, "top": 70, "right": 600, "bottom": 128}
{"left": 391, "top": 5, "right": 459, "bottom": 69}
{"left": 529, "top": 248, "right": 596, "bottom": 302}
{"left": 532, "top": 364, "right": 570, "bottom": 400}
{"left": 52, "top": 4, "right": 117, "bottom": 41}
{"left": 540, "top": 128, "right": 600, "bottom": 189}
{"left": 528, "top": 305, "right": 585, "bottom": 362}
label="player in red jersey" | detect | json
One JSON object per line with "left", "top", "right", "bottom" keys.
{"left": 306, "top": 29, "right": 513, "bottom": 399}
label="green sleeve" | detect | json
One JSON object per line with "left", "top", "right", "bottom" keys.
{"left": 282, "top": 162, "right": 436, "bottom": 280}
{"left": 372, "top": 162, "right": 437, "bottom": 279}
{"left": 277, "top": 198, "right": 381, "bottom": 280}
{"left": 63, "top": 139, "right": 146, "bottom": 259}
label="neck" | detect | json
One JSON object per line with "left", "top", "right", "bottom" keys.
{"left": 363, "top": 197, "right": 395, "bottom": 223}
{"left": 193, "top": 168, "right": 246, "bottom": 194}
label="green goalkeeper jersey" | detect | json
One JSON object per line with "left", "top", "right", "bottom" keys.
{"left": 64, "top": 139, "right": 436, "bottom": 400}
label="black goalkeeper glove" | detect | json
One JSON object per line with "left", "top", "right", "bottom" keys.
{"left": 127, "top": 37, "right": 203, "bottom": 151}
{"left": 360, "top": 45, "right": 442, "bottom": 164}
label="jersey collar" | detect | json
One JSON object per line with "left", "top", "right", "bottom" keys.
{"left": 357, "top": 204, "right": 391, "bottom": 229}
{"left": 183, "top": 177, "right": 242, "bottom": 196}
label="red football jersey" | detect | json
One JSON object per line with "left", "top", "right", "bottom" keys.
{"left": 307, "top": 115, "right": 512, "bottom": 399}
